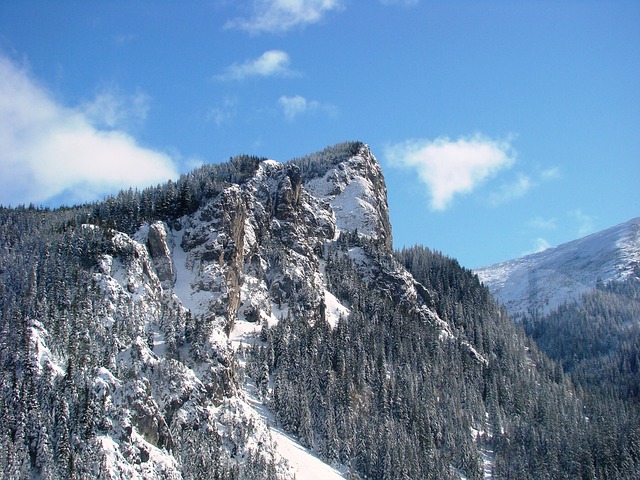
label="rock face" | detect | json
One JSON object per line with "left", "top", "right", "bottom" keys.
{"left": 147, "top": 221, "right": 176, "bottom": 286}
{"left": 57, "top": 142, "right": 405, "bottom": 478}
{"left": 172, "top": 142, "right": 396, "bottom": 337}
{"left": 303, "top": 143, "right": 393, "bottom": 251}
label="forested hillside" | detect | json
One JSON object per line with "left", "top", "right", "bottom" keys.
{"left": 478, "top": 219, "right": 640, "bottom": 478}
{"left": 525, "top": 276, "right": 640, "bottom": 401}
{"left": 522, "top": 276, "right": 640, "bottom": 479}
{"left": 401, "top": 247, "right": 640, "bottom": 478}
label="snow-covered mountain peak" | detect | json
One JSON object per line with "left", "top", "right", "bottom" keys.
{"left": 475, "top": 217, "right": 640, "bottom": 319}
{"left": 301, "top": 143, "right": 393, "bottom": 251}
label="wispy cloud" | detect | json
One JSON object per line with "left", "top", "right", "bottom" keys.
{"left": 113, "top": 33, "right": 135, "bottom": 45}
{"left": 278, "top": 94, "right": 335, "bottom": 120}
{"left": 379, "top": 0, "right": 419, "bottom": 6}
{"left": 488, "top": 173, "right": 531, "bottom": 206}
{"left": 527, "top": 216, "right": 558, "bottom": 230}
{"left": 486, "top": 161, "right": 561, "bottom": 206}
{"left": 216, "top": 50, "right": 296, "bottom": 80}
{"left": 226, "top": 0, "right": 344, "bottom": 34}
{"left": 279, "top": 95, "right": 317, "bottom": 120}
{"left": 540, "top": 166, "right": 561, "bottom": 180}
{"left": 206, "top": 96, "right": 238, "bottom": 126}
{"left": 572, "top": 209, "right": 595, "bottom": 237}
{"left": 523, "top": 237, "right": 552, "bottom": 256}
{"left": 385, "top": 134, "right": 516, "bottom": 210}
{"left": 81, "top": 87, "right": 150, "bottom": 130}
{"left": 0, "top": 55, "right": 178, "bottom": 207}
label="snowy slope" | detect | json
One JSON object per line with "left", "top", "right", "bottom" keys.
{"left": 475, "top": 217, "right": 640, "bottom": 318}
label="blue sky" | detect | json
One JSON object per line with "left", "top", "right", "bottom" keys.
{"left": 1, "top": 1, "right": 638, "bottom": 268}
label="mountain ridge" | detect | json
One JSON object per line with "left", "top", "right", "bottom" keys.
{"left": 475, "top": 216, "right": 640, "bottom": 319}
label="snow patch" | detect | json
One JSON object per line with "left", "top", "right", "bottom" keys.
{"left": 29, "top": 320, "right": 64, "bottom": 376}
{"left": 170, "top": 228, "right": 210, "bottom": 316}
{"left": 323, "top": 288, "right": 349, "bottom": 328}
{"left": 470, "top": 413, "right": 496, "bottom": 480}
{"left": 318, "top": 259, "right": 350, "bottom": 328}
{"left": 304, "top": 153, "right": 385, "bottom": 241}
{"left": 243, "top": 384, "right": 347, "bottom": 480}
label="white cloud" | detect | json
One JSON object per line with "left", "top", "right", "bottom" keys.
{"left": 81, "top": 88, "right": 150, "bottom": 130}
{"left": 380, "top": 0, "right": 419, "bottom": 6}
{"left": 279, "top": 94, "right": 317, "bottom": 120}
{"left": 216, "top": 50, "right": 295, "bottom": 80}
{"left": 278, "top": 94, "right": 335, "bottom": 120}
{"left": 227, "top": 0, "right": 344, "bottom": 34}
{"left": 527, "top": 216, "right": 558, "bottom": 230}
{"left": 0, "top": 56, "right": 178, "bottom": 207}
{"left": 385, "top": 134, "right": 516, "bottom": 210}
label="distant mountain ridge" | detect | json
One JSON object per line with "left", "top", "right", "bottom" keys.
{"left": 475, "top": 217, "right": 640, "bottom": 319}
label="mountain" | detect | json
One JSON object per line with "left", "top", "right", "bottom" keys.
{"left": 476, "top": 217, "right": 640, "bottom": 450}
{"left": 475, "top": 217, "right": 640, "bottom": 320}
{"left": 1, "top": 142, "right": 639, "bottom": 479}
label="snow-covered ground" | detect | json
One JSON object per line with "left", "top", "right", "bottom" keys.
{"left": 243, "top": 383, "right": 347, "bottom": 480}
{"left": 318, "top": 259, "right": 350, "bottom": 328}
{"left": 171, "top": 227, "right": 216, "bottom": 316}
{"left": 231, "top": 314, "right": 348, "bottom": 480}
{"left": 303, "top": 151, "right": 388, "bottom": 243}
{"left": 229, "top": 259, "right": 349, "bottom": 479}
{"left": 469, "top": 413, "right": 496, "bottom": 480}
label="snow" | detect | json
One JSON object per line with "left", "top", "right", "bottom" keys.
{"left": 461, "top": 340, "right": 489, "bottom": 366}
{"left": 480, "top": 449, "right": 495, "bottom": 480}
{"left": 304, "top": 153, "right": 384, "bottom": 241}
{"left": 323, "top": 288, "right": 349, "bottom": 328}
{"left": 261, "top": 159, "right": 280, "bottom": 167}
{"left": 318, "top": 259, "right": 350, "bottom": 328}
{"left": 328, "top": 175, "right": 378, "bottom": 237}
{"left": 476, "top": 217, "right": 640, "bottom": 318}
{"left": 29, "top": 320, "right": 64, "bottom": 376}
{"left": 171, "top": 227, "right": 210, "bottom": 316}
{"left": 97, "top": 253, "right": 113, "bottom": 275}
{"left": 98, "top": 432, "right": 180, "bottom": 480}
{"left": 469, "top": 413, "right": 495, "bottom": 480}
{"left": 243, "top": 384, "right": 347, "bottom": 480}
{"left": 230, "top": 316, "right": 262, "bottom": 349}
{"left": 269, "top": 301, "right": 291, "bottom": 326}
{"left": 93, "top": 367, "right": 121, "bottom": 400}
{"left": 228, "top": 251, "right": 349, "bottom": 478}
